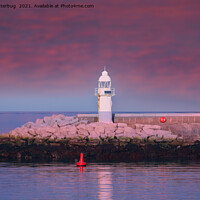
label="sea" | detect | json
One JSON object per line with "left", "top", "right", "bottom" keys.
{"left": 0, "top": 162, "right": 200, "bottom": 200}
{"left": 0, "top": 112, "right": 200, "bottom": 200}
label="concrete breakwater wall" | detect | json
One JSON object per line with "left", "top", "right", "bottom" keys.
{"left": 77, "top": 114, "right": 98, "bottom": 123}
{"left": 114, "top": 113, "right": 200, "bottom": 125}
{"left": 77, "top": 113, "right": 200, "bottom": 125}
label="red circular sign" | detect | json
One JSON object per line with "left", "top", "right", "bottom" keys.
{"left": 160, "top": 117, "right": 167, "bottom": 123}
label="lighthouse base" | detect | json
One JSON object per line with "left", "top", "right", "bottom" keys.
{"left": 99, "top": 111, "right": 113, "bottom": 123}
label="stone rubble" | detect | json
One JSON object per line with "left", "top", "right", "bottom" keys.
{"left": 7, "top": 115, "right": 179, "bottom": 140}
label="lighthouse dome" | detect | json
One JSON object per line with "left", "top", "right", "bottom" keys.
{"left": 98, "top": 70, "right": 111, "bottom": 82}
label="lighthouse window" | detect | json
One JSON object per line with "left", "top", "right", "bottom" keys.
{"left": 105, "top": 91, "right": 111, "bottom": 94}
{"left": 99, "top": 81, "right": 111, "bottom": 88}
{"left": 106, "top": 81, "right": 111, "bottom": 88}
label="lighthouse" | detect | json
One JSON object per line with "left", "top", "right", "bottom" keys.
{"left": 95, "top": 68, "right": 115, "bottom": 123}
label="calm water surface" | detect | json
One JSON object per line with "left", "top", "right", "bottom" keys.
{"left": 0, "top": 162, "right": 200, "bottom": 200}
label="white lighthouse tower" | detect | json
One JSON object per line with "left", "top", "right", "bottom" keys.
{"left": 95, "top": 68, "right": 115, "bottom": 123}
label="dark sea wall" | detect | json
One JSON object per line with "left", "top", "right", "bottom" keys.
{"left": 1, "top": 137, "right": 200, "bottom": 162}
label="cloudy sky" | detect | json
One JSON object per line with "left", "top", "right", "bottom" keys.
{"left": 0, "top": 0, "right": 200, "bottom": 112}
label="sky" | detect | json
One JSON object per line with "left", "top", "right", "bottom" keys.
{"left": 0, "top": 0, "right": 200, "bottom": 112}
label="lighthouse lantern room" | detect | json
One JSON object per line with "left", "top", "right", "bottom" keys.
{"left": 95, "top": 68, "right": 115, "bottom": 123}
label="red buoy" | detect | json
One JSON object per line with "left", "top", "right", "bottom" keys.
{"left": 77, "top": 153, "right": 86, "bottom": 166}
{"left": 160, "top": 117, "right": 167, "bottom": 123}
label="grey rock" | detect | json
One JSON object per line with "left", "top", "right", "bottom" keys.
{"left": 94, "top": 126, "right": 105, "bottom": 134}
{"left": 59, "top": 127, "right": 69, "bottom": 136}
{"left": 77, "top": 124, "right": 86, "bottom": 130}
{"left": 135, "top": 124, "right": 144, "bottom": 129}
{"left": 43, "top": 116, "right": 52, "bottom": 124}
{"left": 115, "top": 128, "right": 124, "bottom": 135}
{"left": 79, "top": 120, "right": 89, "bottom": 124}
{"left": 89, "top": 122, "right": 102, "bottom": 128}
{"left": 88, "top": 131, "right": 99, "bottom": 139}
{"left": 67, "top": 132, "right": 78, "bottom": 138}
{"left": 57, "top": 117, "right": 79, "bottom": 127}
{"left": 143, "top": 125, "right": 161, "bottom": 131}
{"left": 40, "top": 131, "right": 52, "bottom": 138}
{"left": 57, "top": 119, "right": 71, "bottom": 127}
{"left": 27, "top": 128, "right": 37, "bottom": 137}
{"left": 69, "top": 118, "right": 79, "bottom": 124}
{"left": 52, "top": 114, "right": 65, "bottom": 121}
{"left": 23, "top": 122, "right": 35, "bottom": 129}
{"left": 36, "top": 119, "right": 44, "bottom": 125}
{"left": 78, "top": 129, "right": 89, "bottom": 137}
{"left": 117, "top": 123, "right": 127, "bottom": 128}
{"left": 49, "top": 135, "right": 57, "bottom": 140}
{"left": 84, "top": 125, "right": 94, "bottom": 133}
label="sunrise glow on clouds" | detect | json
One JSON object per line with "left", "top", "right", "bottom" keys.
{"left": 0, "top": 0, "right": 199, "bottom": 111}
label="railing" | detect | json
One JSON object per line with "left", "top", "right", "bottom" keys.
{"left": 95, "top": 88, "right": 98, "bottom": 96}
{"left": 111, "top": 88, "right": 115, "bottom": 96}
{"left": 95, "top": 88, "right": 115, "bottom": 96}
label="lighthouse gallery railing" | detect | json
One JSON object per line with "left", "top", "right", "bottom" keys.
{"left": 95, "top": 88, "right": 115, "bottom": 96}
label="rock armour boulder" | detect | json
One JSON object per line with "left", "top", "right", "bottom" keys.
{"left": 6, "top": 115, "right": 181, "bottom": 140}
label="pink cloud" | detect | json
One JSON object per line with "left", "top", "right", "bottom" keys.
{"left": 0, "top": 0, "right": 200, "bottom": 101}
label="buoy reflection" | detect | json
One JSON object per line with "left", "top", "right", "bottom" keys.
{"left": 77, "top": 166, "right": 85, "bottom": 173}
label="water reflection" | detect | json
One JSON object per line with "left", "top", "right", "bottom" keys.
{"left": 98, "top": 167, "right": 113, "bottom": 200}
{"left": 77, "top": 166, "right": 86, "bottom": 174}
{"left": 1, "top": 162, "right": 200, "bottom": 200}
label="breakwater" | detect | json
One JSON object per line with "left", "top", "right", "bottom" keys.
{"left": 0, "top": 113, "right": 200, "bottom": 162}
{"left": 77, "top": 113, "right": 200, "bottom": 141}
